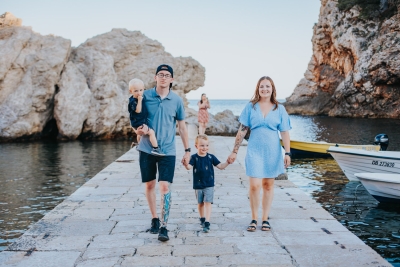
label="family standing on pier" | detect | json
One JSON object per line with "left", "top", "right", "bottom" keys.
{"left": 128, "top": 64, "right": 291, "bottom": 241}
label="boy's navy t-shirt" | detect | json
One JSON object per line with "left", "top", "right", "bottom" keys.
{"left": 189, "top": 153, "right": 221, "bottom": 189}
{"left": 128, "top": 96, "right": 148, "bottom": 128}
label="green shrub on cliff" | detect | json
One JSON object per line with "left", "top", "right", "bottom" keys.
{"left": 338, "top": 0, "right": 398, "bottom": 19}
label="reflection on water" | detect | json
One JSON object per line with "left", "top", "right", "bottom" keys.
{"left": 289, "top": 158, "right": 400, "bottom": 266}
{"left": 288, "top": 116, "right": 400, "bottom": 266}
{"left": 0, "top": 140, "right": 131, "bottom": 250}
{"left": 0, "top": 115, "right": 400, "bottom": 264}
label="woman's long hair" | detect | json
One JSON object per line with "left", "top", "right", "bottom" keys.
{"left": 200, "top": 93, "right": 206, "bottom": 104}
{"left": 250, "top": 76, "right": 278, "bottom": 110}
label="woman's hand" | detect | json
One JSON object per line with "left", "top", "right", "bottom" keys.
{"left": 281, "top": 131, "right": 291, "bottom": 168}
{"left": 284, "top": 155, "right": 291, "bottom": 168}
{"left": 227, "top": 152, "right": 237, "bottom": 164}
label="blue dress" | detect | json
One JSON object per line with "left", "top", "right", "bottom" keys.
{"left": 239, "top": 102, "right": 291, "bottom": 178}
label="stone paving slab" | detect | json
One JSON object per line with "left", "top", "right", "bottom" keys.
{"left": 0, "top": 136, "right": 391, "bottom": 267}
{"left": 0, "top": 251, "right": 81, "bottom": 267}
{"left": 285, "top": 244, "right": 390, "bottom": 267}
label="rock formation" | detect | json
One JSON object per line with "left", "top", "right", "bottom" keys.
{"left": 0, "top": 12, "right": 22, "bottom": 29}
{"left": 54, "top": 62, "right": 92, "bottom": 139}
{"left": 284, "top": 0, "right": 400, "bottom": 118}
{"left": 185, "top": 108, "right": 240, "bottom": 136}
{"left": 58, "top": 29, "right": 205, "bottom": 140}
{"left": 0, "top": 19, "right": 71, "bottom": 141}
{"left": 0, "top": 12, "right": 206, "bottom": 141}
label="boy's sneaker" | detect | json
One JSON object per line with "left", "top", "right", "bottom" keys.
{"left": 158, "top": 227, "right": 169, "bottom": 241}
{"left": 203, "top": 222, "right": 210, "bottom": 233}
{"left": 150, "top": 218, "right": 160, "bottom": 234}
{"left": 151, "top": 148, "right": 165, "bottom": 156}
{"left": 200, "top": 217, "right": 206, "bottom": 228}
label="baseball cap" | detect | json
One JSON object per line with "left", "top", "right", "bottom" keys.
{"left": 155, "top": 64, "right": 173, "bottom": 77}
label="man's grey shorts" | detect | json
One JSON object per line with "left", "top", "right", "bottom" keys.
{"left": 195, "top": 187, "right": 214, "bottom": 204}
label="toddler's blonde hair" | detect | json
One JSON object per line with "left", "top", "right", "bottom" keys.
{"left": 195, "top": 134, "right": 208, "bottom": 145}
{"left": 128, "top": 78, "right": 144, "bottom": 89}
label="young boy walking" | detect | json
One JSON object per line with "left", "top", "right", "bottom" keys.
{"left": 128, "top": 78, "right": 164, "bottom": 156}
{"left": 183, "top": 134, "right": 230, "bottom": 232}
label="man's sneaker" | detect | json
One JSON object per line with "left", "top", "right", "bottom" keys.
{"left": 158, "top": 227, "right": 169, "bottom": 241}
{"left": 203, "top": 222, "right": 210, "bottom": 233}
{"left": 150, "top": 218, "right": 160, "bottom": 234}
{"left": 200, "top": 217, "right": 206, "bottom": 228}
{"left": 151, "top": 148, "right": 165, "bottom": 156}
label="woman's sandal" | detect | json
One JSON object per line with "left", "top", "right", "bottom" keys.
{"left": 261, "top": 220, "right": 271, "bottom": 231}
{"left": 247, "top": 220, "right": 257, "bottom": 232}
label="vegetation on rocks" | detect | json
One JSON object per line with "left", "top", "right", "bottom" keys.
{"left": 338, "top": 0, "right": 399, "bottom": 19}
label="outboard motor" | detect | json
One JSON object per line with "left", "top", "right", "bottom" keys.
{"left": 374, "top": 134, "right": 389, "bottom": 151}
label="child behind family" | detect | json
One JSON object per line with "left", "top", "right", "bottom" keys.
{"left": 183, "top": 134, "right": 230, "bottom": 232}
{"left": 128, "top": 78, "right": 164, "bottom": 156}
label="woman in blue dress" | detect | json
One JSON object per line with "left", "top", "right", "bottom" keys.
{"left": 227, "top": 76, "right": 291, "bottom": 232}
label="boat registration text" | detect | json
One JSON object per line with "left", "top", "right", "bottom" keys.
{"left": 371, "top": 160, "right": 395, "bottom": 168}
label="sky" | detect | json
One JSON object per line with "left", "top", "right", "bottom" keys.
{"left": 3, "top": 0, "right": 321, "bottom": 100}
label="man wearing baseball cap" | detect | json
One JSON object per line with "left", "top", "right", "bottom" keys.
{"left": 136, "top": 64, "right": 190, "bottom": 241}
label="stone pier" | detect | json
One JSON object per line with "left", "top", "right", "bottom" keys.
{"left": 0, "top": 134, "right": 391, "bottom": 266}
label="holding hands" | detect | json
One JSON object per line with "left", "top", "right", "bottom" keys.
{"left": 181, "top": 153, "right": 190, "bottom": 167}
{"left": 227, "top": 152, "right": 237, "bottom": 164}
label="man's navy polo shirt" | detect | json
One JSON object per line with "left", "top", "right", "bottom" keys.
{"left": 189, "top": 153, "right": 221, "bottom": 189}
{"left": 137, "top": 87, "right": 185, "bottom": 156}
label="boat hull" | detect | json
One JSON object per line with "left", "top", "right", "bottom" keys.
{"left": 285, "top": 140, "right": 380, "bottom": 158}
{"left": 355, "top": 173, "right": 400, "bottom": 203}
{"left": 328, "top": 147, "right": 400, "bottom": 181}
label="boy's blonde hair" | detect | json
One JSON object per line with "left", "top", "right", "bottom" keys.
{"left": 195, "top": 134, "right": 208, "bottom": 145}
{"left": 128, "top": 78, "right": 144, "bottom": 89}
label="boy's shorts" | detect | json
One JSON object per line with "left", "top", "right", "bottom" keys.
{"left": 139, "top": 151, "right": 176, "bottom": 183}
{"left": 195, "top": 187, "right": 214, "bottom": 204}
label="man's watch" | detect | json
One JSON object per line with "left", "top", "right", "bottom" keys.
{"left": 185, "top": 148, "right": 191, "bottom": 153}
{"left": 285, "top": 152, "right": 292, "bottom": 157}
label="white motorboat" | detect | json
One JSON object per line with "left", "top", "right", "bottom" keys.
{"left": 327, "top": 146, "right": 400, "bottom": 181}
{"left": 354, "top": 173, "right": 400, "bottom": 203}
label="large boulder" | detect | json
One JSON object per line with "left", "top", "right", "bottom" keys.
{"left": 54, "top": 62, "right": 92, "bottom": 139}
{"left": 0, "top": 24, "right": 71, "bottom": 141}
{"left": 0, "top": 15, "right": 212, "bottom": 141}
{"left": 55, "top": 29, "right": 206, "bottom": 139}
{"left": 284, "top": 1, "right": 400, "bottom": 118}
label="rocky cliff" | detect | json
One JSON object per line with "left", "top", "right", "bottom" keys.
{"left": 0, "top": 25, "right": 71, "bottom": 140}
{"left": 0, "top": 13, "right": 208, "bottom": 141}
{"left": 284, "top": 0, "right": 400, "bottom": 118}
